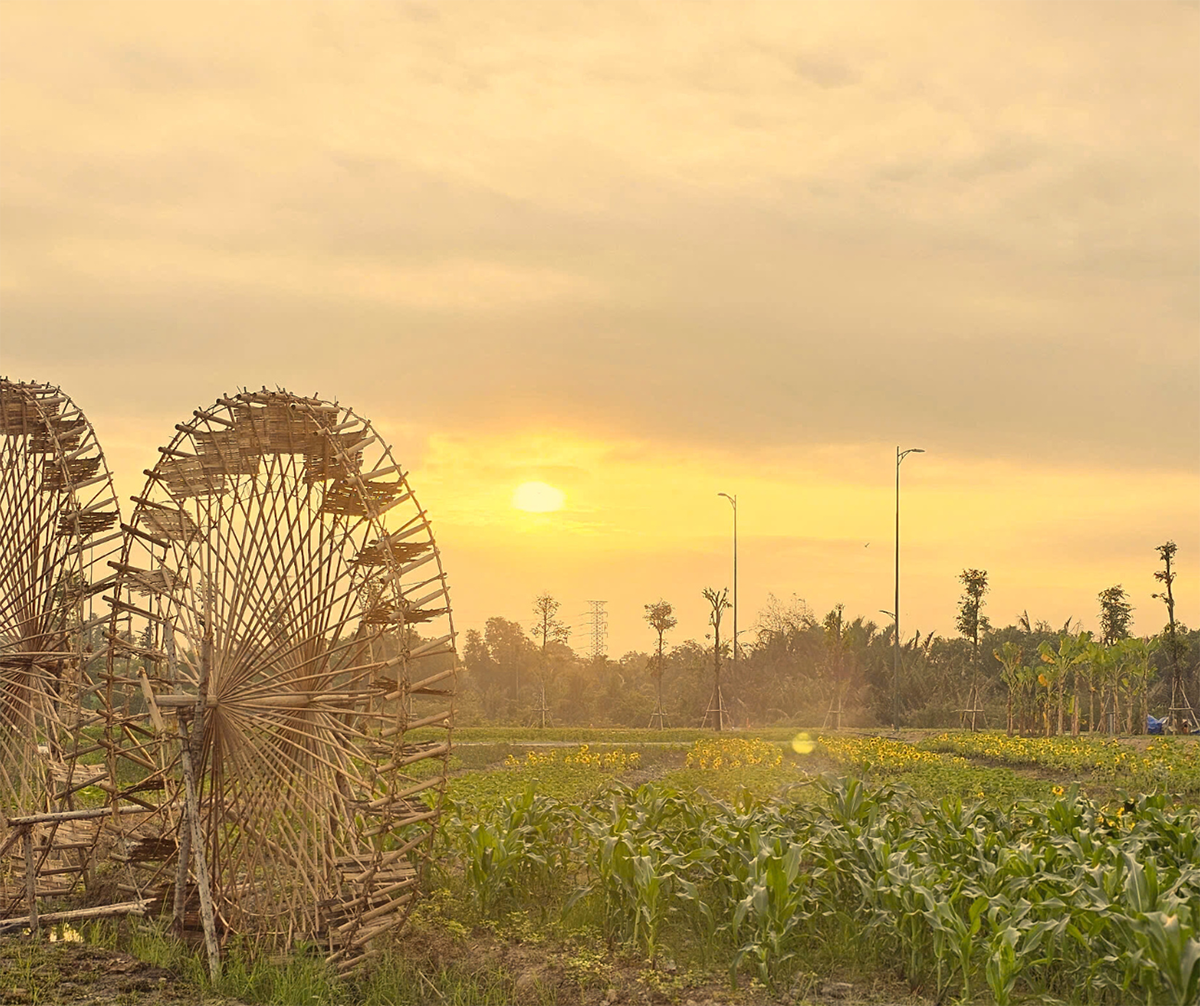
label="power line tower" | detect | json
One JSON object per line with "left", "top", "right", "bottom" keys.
{"left": 581, "top": 600, "right": 608, "bottom": 662}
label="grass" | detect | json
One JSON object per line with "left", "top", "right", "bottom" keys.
{"left": 65, "top": 914, "right": 572, "bottom": 1005}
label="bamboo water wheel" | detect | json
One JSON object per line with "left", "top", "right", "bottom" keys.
{"left": 1, "top": 379, "right": 121, "bottom": 921}
{"left": 101, "top": 389, "right": 455, "bottom": 969}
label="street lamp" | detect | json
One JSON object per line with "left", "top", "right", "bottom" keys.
{"left": 894, "top": 447, "right": 924, "bottom": 732}
{"left": 717, "top": 493, "right": 737, "bottom": 676}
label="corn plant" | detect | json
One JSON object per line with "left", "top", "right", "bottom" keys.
{"left": 450, "top": 786, "right": 573, "bottom": 913}
{"left": 727, "top": 838, "right": 810, "bottom": 988}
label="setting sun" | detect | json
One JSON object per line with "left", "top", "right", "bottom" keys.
{"left": 512, "top": 481, "right": 566, "bottom": 513}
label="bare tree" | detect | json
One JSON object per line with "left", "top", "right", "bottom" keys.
{"left": 702, "top": 587, "right": 731, "bottom": 731}
{"left": 956, "top": 569, "right": 990, "bottom": 730}
{"left": 1153, "top": 542, "right": 1194, "bottom": 732}
{"left": 821, "top": 604, "right": 847, "bottom": 730}
{"left": 530, "top": 593, "right": 570, "bottom": 728}
{"left": 644, "top": 600, "right": 677, "bottom": 729}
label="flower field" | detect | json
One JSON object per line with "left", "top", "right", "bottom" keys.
{"left": 445, "top": 743, "right": 653, "bottom": 812}
{"left": 815, "top": 732, "right": 1050, "bottom": 805}
{"left": 920, "top": 731, "right": 1200, "bottom": 796}
{"left": 819, "top": 732, "right": 971, "bottom": 771}
{"left": 506, "top": 743, "right": 643, "bottom": 771}
{"left": 685, "top": 736, "right": 783, "bottom": 770}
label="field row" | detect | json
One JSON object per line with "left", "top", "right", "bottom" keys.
{"left": 431, "top": 735, "right": 1200, "bottom": 1005}
{"left": 438, "top": 728, "right": 1200, "bottom": 804}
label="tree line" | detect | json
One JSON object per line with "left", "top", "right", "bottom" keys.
{"left": 458, "top": 542, "right": 1198, "bottom": 732}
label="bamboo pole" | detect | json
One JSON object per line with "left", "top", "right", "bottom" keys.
{"left": 178, "top": 714, "right": 221, "bottom": 981}
{"left": 0, "top": 900, "right": 150, "bottom": 931}
{"left": 6, "top": 801, "right": 150, "bottom": 825}
{"left": 172, "top": 796, "right": 191, "bottom": 933}
{"left": 23, "top": 826, "right": 38, "bottom": 934}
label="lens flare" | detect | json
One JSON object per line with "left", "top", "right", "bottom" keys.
{"left": 792, "top": 732, "right": 815, "bottom": 755}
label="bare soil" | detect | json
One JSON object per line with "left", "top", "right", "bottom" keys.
{"left": 1, "top": 926, "right": 931, "bottom": 1006}
{"left": 386, "top": 913, "right": 933, "bottom": 1006}
{"left": 0, "top": 935, "right": 246, "bottom": 1006}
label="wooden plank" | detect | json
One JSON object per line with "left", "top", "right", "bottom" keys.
{"left": 103, "top": 595, "right": 169, "bottom": 624}
{"left": 119, "top": 522, "right": 170, "bottom": 550}
{"left": 367, "top": 776, "right": 441, "bottom": 809}
{"left": 408, "top": 587, "right": 448, "bottom": 609}
{"left": 379, "top": 743, "right": 451, "bottom": 772}
{"left": 396, "top": 552, "right": 437, "bottom": 577}
{"left": 382, "top": 708, "right": 450, "bottom": 738}
{"left": 408, "top": 634, "right": 453, "bottom": 659}
{"left": 363, "top": 808, "right": 437, "bottom": 838}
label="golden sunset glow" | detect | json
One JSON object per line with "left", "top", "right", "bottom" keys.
{"left": 1, "top": 1, "right": 1195, "bottom": 656}
{"left": 511, "top": 481, "right": 566, "bottom": 513}
{"left": 394, "top": 429, "right": 1199, "bottom": 652}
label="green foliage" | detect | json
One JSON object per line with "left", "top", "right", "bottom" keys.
{"left": 1098, "top": 584, "right": 1135, "bottom": 646}
{"left": 446, "top": 785, "right": 573, "bottom": 913}
{"left": 72, "top": 729, "right": 1200, "bottom": 1004}
{"left": 955, "top": 568, "right": 991, "bottom": 646}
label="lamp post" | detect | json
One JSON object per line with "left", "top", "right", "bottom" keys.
{"left": 718, "top": 493, "right": 737, "bottom": 677}
{"left": 894, "top": 447, "right": 924, "bottom": 732}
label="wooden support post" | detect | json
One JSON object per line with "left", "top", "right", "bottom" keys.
{"left": 23, "top": 826, "right": 38, "bottom": 935}
{"left": 178, "top": 714, "right": 220, "bottom": 981}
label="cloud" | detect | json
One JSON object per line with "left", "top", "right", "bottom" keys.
{"left": 1, "top": 0, "right": 1197, "bottom": 652}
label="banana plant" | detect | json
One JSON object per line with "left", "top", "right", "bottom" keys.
{"left": 994, "top": 641, "right": 1024, "bottom": 736}
{"left": 1039, "top": 633, "right": 1092, "bottom": 737}
{"left": 1086, "top": 641, "right": 1112, "bottom": 733}
{"left": 1115, "top": 637, "right": 1160, "bottom": 735}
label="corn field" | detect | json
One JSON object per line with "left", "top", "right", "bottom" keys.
{"left": 436, "top": 737, "right": 1200, "bottom": 1004}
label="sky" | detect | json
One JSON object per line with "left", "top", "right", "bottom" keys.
{"left": 2, "top": 0, "right": 1197, "bottom": 657}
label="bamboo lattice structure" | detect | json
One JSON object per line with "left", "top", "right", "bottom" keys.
{"left": 99, "top": 389, "right": 455, "bottom": 970}
{"left": 1, "top": 379, "right": 122, "bottom": 922}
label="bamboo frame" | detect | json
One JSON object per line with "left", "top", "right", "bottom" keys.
{"left": 101, "top": 388, "right": 457, "bottom": 968}
{"left": 1, "top": 379, "right": 122, "bottom": 926}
